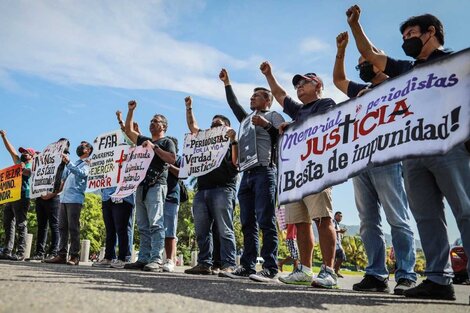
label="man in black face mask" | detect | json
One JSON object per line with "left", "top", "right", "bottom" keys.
{"left": 347, "top": 5, "right": 469, "bottom": 301}
{"left": 183, "top": 96, "right": 239, "bottom": 276}
{"left": 45, "top": 141, "right": 92, "bottom": 266}
{"left": 333, "top": 31, "right": 417, "bottom": 296}
{"left": 0, "top": 130, "right": 35, "bottom": 261}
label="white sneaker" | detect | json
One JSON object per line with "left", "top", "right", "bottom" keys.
{"left": 279, "top": 265, "right": 313, "bottom": 285}
{"left": 110, "top": 259, "right": 127, "bottom": 269}
{"left": 311, "top": 264, "right": 338, "bottom": 289}
{"left": 162, "top": 259, "right": 175, "bottom": 272}
{"left": 92, "top": 258, "right": 112, "bottom": 268}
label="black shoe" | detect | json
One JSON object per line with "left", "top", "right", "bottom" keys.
{"left": 0, "top": 252, "right": 12, "bottom": 260}
{"left": 124, "top": 261, "right": 147, "bottom": 270}
{"left": 249, "top": 268, "right": 278, "bottom": 282}
{"left": 184, "top": 264, "right": 212, "bottom": 275}
{"left": 403, "top": 279, "right": 456, "bottom": 300}
{"left": 353, "top": 275, "right": 390, "bottom": 293}
{"left": 394, "top": 278, "right": 416, "bottom": 295}
{"left": 219, "top": 265, "right": 255, "bottom": 279}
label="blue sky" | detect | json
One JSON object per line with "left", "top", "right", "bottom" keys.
{"left": 0, "top": 0, "right": 469, "bottom": 241}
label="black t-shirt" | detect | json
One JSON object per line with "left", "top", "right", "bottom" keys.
{"left": 347, "top": 81, "right": 370, "bottom": 98}
{"left": 283, "top": 96, "right": 336, "bottom": 122}
{"left": 384, "top": 49, "right": 452, "bottom": 78}
{"left": 137, "top": 135, "right": 176, "bottom": 186}
{"left": 166, "top": 155, "right": 181, "bottom": 204}
{"left": 197, "top": 149, "right": 238, "bottom": 191}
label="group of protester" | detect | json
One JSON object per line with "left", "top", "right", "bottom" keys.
{"left": 0, "top": 5, "right": 468, "bottom": 302}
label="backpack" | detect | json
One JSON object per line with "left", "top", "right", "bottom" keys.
{"left": 179, "top": 180, "right": 189, "bottom": 203}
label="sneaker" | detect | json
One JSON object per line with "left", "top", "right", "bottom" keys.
{"left": 403, "top": 279, "right": 456, "bottom": 300}
{"left": 279, "top": 265, "right": 313, "bottom": 285}
{"left": 211, "top": 267, "right": 220, "bottom": 275}
{"left": 162, "top": 259, "right": 175, "bottom": 273}
{"left": 249, "top": 268, "right": 278, "bottom": 283}
{"left": 43, "top": 254, "right": 67, "bottom": 264}
{"left": 394, "top": 278, "right": 416, "bottom": 295}
{"left": 353, "top": 274, "right": 390, "bottom": 293}
{"left": 26, "top": 254, "right": 44, "bottom": 262}
{"left": 143, "top": 260, "right": 163, "bottom": 272}
{"left": 110, "top": 260, "right": 127, "bottom": 269}
{"left": 92, "top": 258, "right": 112, "bottom": 268}
{"left": 184, "top": 264, "right": 212, "bottom": 275}
{"left": 66, "top": 256, "right": 79, "bottom": 266}
{"left": 219, "top": 265, "right": 254, "bottom": 279}
{"left": 124, "top": 261, "right": 147, "bottom": 270}
{"left": 311, "top": 265, "right": 338, "bottom": 289}
{"left": 336, "top": 272, "right": 344, "bottom": 278}
{"left": 218, "top": 266, "right": 234, "bottom": 276}
{"left": 10, "top": 254, "right": 25, "bottom": 261}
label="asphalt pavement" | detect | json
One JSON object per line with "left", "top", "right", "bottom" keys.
{"left": 0, "top": 260, "right": 468, "bottom": 313}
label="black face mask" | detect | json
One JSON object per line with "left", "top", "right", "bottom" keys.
{"left": 359, "top": 62, "right": 377, "bottom": 83}
{"left": 76, "top": 145, "right": 87, "bottom": 157}
{"left": 402, "top": 36, "right": 424, "bottom": 58}
{"left": 20, "top": 154, "right": 29, "bottom": 162}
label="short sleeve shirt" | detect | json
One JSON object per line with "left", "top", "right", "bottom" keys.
{"left": 283, "top": 96, "right": 336, "bottom": 122}
{"left": 137, "top": 135, "right": 176, "bottom": 186}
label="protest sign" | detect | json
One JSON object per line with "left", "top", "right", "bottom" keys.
{"left": 179, "top": 126, "right": 231, "bottom": 178}
{"left": 278, "top": 48, "right": 470, "bottom": 204}
{"left": 87, "top": 130, "right": 129, "bottom": 190}
{"left": 0, "top": 164, "right": 22, "bottom": 204}
{"left": 30, "top": 140, "right": 68, "bottom": 198}
{"left": 238, "top": 113, "right": 258, "bottom": 171}
{"left": 111, "top": 145, "right": 154, "bottom": 198}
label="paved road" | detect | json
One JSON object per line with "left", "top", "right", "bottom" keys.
{"left": 0, "top": 261, "right": 468, "bottom": 313}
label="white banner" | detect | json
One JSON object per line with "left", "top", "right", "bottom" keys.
{"left": 111, "top": 145, "right": 154, "bottom": 198}
{"left": 179, "top": 126, "right": 231, "bottom": 178}
{"left": 30, "top": 140, "right": 68, "bottom": 198}
{"left": 87, "top": 130, "right": 130, "bottom": 190}
{"left": 278, "top": 48, "right": 470, "bottom": 204}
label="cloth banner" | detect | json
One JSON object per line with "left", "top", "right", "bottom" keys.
{"left": 238, "top": 113, "right": 258, "bottom": 171}
{"left": 0, "top": 164, "right": 22, "bottom": 204}
{"left": 278, "top": 48, "right": 470, "bottom": 204}
{"left": 87, "top": 130, "right": 130, "bottom": 190}
{"left": 179, "top": 126, "right": 231, "bottom": 178}
{"left": 30, "top": 140, "right": 68, "bottom": 198}
{"left": 111, "top": 145, "right": 154, "bottom": 198}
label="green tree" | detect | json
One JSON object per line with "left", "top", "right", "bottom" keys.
{"left": 80, "top": 193, "right": 106, "bottom": 253}
{"left": 342, "top": 235, "right": 368, "bottom": 270}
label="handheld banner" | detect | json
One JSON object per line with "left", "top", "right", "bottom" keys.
{"left": 0, "top": 164, "right": 22, "bottom": 204}
{"left": 30, "top": 140, "right": 68, "bottom": 198}
{"left": 179, "top": 126, "right": 231, "bottom": 178}
{"left": 278, "top": 49, "right": 470, "bottom": 204}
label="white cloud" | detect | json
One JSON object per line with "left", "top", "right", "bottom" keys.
{"left": 299, "top": 37, "right": 331, "bottom": 54}
{"left": 0, "top": 0, "right": 248, "bottom": 101}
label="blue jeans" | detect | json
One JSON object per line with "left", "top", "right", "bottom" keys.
{"left": 164, "top": 201, "right": 179, "bottom": 238}
{"left": 135, "top": 184, "right": 167, "bottom": 263}
{"left": 193, "top": 187, "right": 236, "bottom": 268}
{"left": 353, "top": 162, "right": 417, "bottom": 282}
{"left": 404, "top": 143, "right": 470, "bottom": 285}
{"left": 238, "top": 166, "right": 278, "bottom": 273}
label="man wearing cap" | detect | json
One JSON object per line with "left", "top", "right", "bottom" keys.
{"left": 260, "top": 62, "right": 338, "bottom": 289}
{"left": 219, "top": 69, "right": 284, "bottom": 282}
{"left": 0, "top": 130, "right": 34, "bottom": 261}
